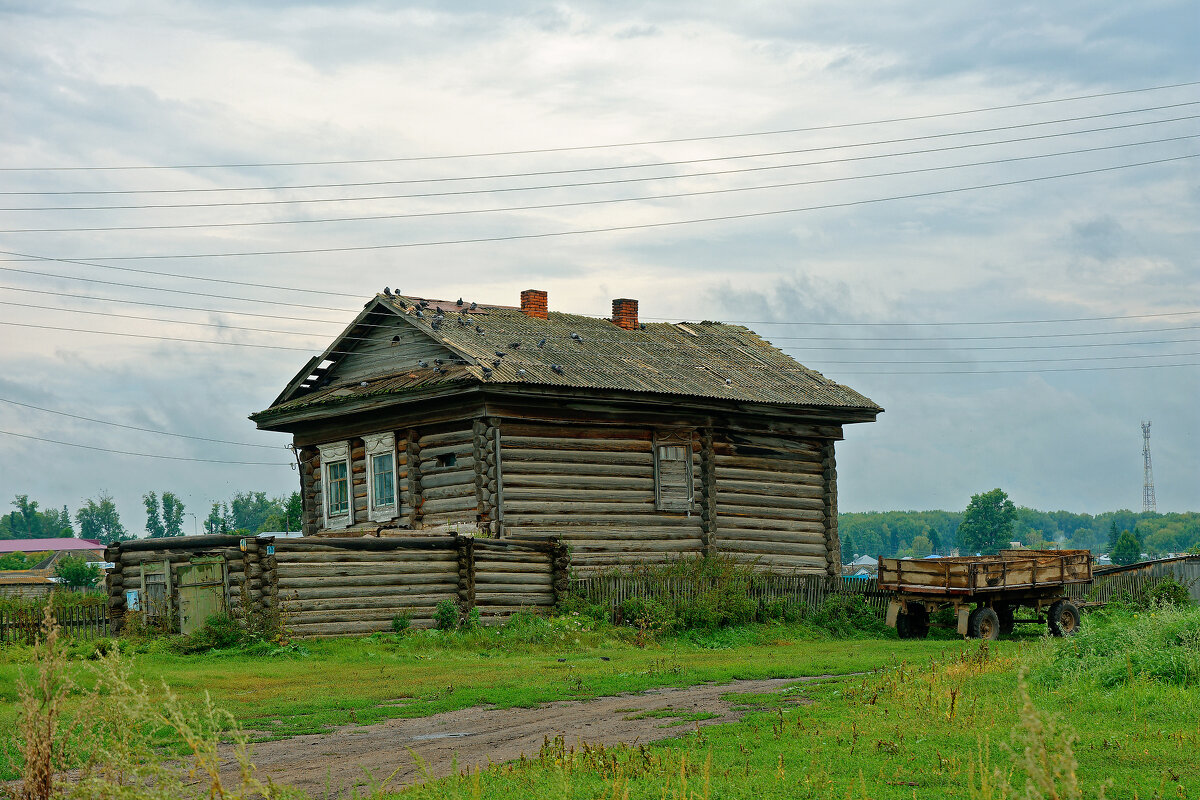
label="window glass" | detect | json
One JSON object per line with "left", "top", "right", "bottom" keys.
{"left": 372, "top": 452, "right": 395, "bottom": 508}
{"left": 327, "top": 461, "right": 349, "bottom": 515}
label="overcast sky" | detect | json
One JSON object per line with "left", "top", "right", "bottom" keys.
{"left": 0, "top": 1, "right": 1196, "bottom": 535}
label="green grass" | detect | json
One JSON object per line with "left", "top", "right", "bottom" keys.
{"left": 4, "top": 606, "right": 1197, "bottom": 798}
{"left": 0, "top": 614, "right": 926, "bottom": 748}
{"left": 395, "top": 608, "right": 1200, "bottom": 799}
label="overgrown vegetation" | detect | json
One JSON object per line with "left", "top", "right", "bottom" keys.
{"left": 5, "top": 607, "right": 276, "bottom": 800}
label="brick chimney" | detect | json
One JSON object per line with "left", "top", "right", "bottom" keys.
{"left": 611, "top": 298, "right": 639, "bottom": 330}
{"left": 520, "top": 289, "right": 548, "bottom": 319}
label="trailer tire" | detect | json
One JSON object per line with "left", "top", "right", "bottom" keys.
{"left": 896, "top": 603, "right": 929, "bottom": 639}
{"left": 1048, "top": 600, "right": 1080, "bottom": 637}
{"left": 997, "top": 603, "right": 1015, "bottom": 635}
{"left": 968, "top": 607, "right": 1000, "bottom": 640}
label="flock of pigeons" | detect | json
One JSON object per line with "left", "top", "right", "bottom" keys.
{"left": 380, "top": 287, "right": 570, "bottom": 381}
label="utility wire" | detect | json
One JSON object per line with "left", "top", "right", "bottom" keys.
{"left": 4, "top": 108, "right": 1197, "bottom": 205}
{"left": 7, "top": 298, "right": 1200, "bottom": 352}
{"left": 828, "top": 361, "right": 1200, "bottom": 376}
{"left": 7, "top": 134, "right": 1198, "bottom": 234}
{"left": 0, "top": 397, "right": 283, "bottom": 449}
{"left": 3, "top": 283, "right": 1199, "bottom": 345}
{"left": 5, "top": 80, "right": 1197, "bottom": 171}
{"left": 4, "top": 153, "right": 1189, "bottom": 261}
{"left": 0, "top": 430, "right": 290, "bottom": 465}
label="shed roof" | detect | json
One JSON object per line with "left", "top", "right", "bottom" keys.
{"left": 255, "top": 294, "right": 881, "bottom": 420}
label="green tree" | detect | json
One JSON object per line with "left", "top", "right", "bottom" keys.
{"left": 957, "top": 488, "right": 1017, "bottom": 556}
{"left": 0, "top": 495, "right": 73, "bottom": 539}
{"left": 911, "top": 534, "right": 933, "bottom": 558}
{"left": 143, "top": 492, "right": 165, "bottom": 538}
{"left": 1106, "top": 518, "right": 1120, "bottom": 551}
{"left": 76, "top": 492, "right": 128, "bottom": 545}
{"left": 261, "top": 492, "right": 303, "bottom": 533}
{"left": 161, "top": 492, "right": 186, "bottom": 537}
{"left": 54, "top": 554, "right": 101, "bottom": 590}
{"left": 1110, "top": 530, "right": 1141, "bottom": 566}
{"left": 206, "top": 502, "right": 231, "bottom": 534}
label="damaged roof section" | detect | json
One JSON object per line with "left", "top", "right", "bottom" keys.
{"left": 252, "top": 292, "right": 881, "bottom": 423}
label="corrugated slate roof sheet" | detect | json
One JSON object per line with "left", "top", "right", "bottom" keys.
{"left": 258, "top": 294, "right": 880, "bottom": 417}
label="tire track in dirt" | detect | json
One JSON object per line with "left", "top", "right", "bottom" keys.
{"left": 225, "top": 676, "right": 841, "bottom": 796}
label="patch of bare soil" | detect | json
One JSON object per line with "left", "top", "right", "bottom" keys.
{"left": 225, "top": 676, "right": 835, "bottom": 797}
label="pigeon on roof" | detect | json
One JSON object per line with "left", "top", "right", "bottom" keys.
{"left": 495, "top": 351, "right": 505, "bottom": 358}
{"left": 537, "top": 338, "right": 546, "bottom": 348}
{"left": 475, "top": 326, "right": 485, "bottom": 334}
{"left": 418, "top": 360, "right": 429, "bottom": 368}
{"left": 570, "top": 333, "right": 582, "bottom": 341}
{"left": 469, "top": 302, "right": 478, "bottom": 310}
{"left": 492, "top": 359, "right": 501, "bottom": 368}
{"left": 509, "top": 342, "right": 521, "bottom": 349}
{"left": 481, "top": 366, "right": 492, "bottom": 378}
{"left": 414, "top": 309, "right": 423, "bottom": 317}
{"left": 456, "top": 297, "right": 464, "bottom": 307}
{"left": 383, "top": 287, "right": 391, "bottom": 296}
{"left": 551, "top": 364, "right": 564, "bottom": 374}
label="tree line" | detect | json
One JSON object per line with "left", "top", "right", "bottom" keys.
{"left": 840, "top": 489, "right": 1200, "bottom": 566}
{"left": 0, "top": 491, "right": 303, "bottom": 546}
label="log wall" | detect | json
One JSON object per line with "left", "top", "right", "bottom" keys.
{"left": 106, "top": 533, "right": 563, "bottom": 638}
{"left": 498, "top": 422, "right": 705, "bottom": 570}
{"left": 104, "top": 534, "right": 266, "bottom": 634}
{"left": 711, "top": 431, "right": 831, "bottom": 575}
{"left": 415, "top": 424, "right": 477, "bottom": 529}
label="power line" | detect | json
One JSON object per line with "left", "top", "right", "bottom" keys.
{"left": 0, "top": 430, "right": 290, "bottom": 465}
{"left": 5, "top": 107, "right": 1197, "bottom": 205}
{"left": 8, "top": 298, "right": 1200, "bottom": 352}
{"left": 5, "top": 80, "right": 1198, "bottom": 172}
{"left": 0, "top": 320, "right": 313, "bottom": 351}
{"left": 827, "top": 361, "right": 1200, "bottom": 375}
{"left": 7, "top": 134, "right": 1198, "bottom": 234}
{"left": 4, "top": 153, "right": 1189, "bottom": 261}
{"left": 3, "top": 283, "right": 1199, "bottom": 345}
{"left": 0, "top": 284, "right": 350, "bottom": 325}
{"left": 0, "top": 397, "right": 283, "bottom": 449}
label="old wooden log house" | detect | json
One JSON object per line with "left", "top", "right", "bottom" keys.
{"left": 251, "top": 289, "right": 882, "bottom": 578}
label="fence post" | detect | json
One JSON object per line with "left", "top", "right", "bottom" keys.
{"left": 456, "top": 535, "right": 475, "bottom": 611}
{"left": 549, "top": 539, "right": 570, "bottom": 606}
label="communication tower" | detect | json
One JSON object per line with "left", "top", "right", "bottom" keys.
{"left": 1141, "top": 421, "right": 1156, "bottom": 513}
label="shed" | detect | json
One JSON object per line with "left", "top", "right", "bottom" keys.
{"left": 251, "top": 290, "right": 882, "bottom": 577}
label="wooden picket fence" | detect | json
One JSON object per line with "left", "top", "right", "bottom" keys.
{"left": 0, "top": 604, "right": 111, "bottom": 644}
{"left": 570, "top": 573, "right": 892, "bottom": 618}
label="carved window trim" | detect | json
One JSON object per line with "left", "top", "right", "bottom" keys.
{"left": 653, "top": 429, "right": 694, "bottom": 512}
{"left": 364, "top": 432, "right": 399, "bottom": 522}
{"left": 317, "top": 441, "right": 352, "bottom": 530}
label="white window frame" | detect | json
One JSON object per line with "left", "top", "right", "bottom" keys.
{"left": 317, "top": 441, "right": 353, "bottom": 529}
{"left": 364, "top": 432, "right": 400, "bottom": 522}
{"left": 653, "top": 430, "right": 694, "bottom": 512}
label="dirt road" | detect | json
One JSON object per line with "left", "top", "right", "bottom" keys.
{"left": 230, "top": 676, "right": 833, "bottom": 796}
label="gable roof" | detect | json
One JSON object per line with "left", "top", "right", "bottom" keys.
{"left": 0, "top": 538, "right": 103, "bottom": 554}
{"left": 253, "top": 293, "right": 881, "bottom": 423}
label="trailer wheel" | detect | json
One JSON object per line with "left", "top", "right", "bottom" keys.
{"left": 996, "top": 603, "right": 1015, "bottom": 635}
{"left": 896, "top": 603, "right": 930, "bottom": 639}
{"left": 1048, "top": 600, "right": 1080, "bottom": 637}
{"left": 968, "top": 607, "right": 1000, "bottom": 640}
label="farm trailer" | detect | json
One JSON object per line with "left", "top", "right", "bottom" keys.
{"left": 877, "top": 550, "right": 1093, "bottom": 640}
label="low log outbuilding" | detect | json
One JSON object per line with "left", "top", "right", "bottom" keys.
{"left": 251, "top": 290, "right": 882, "bottom": 578}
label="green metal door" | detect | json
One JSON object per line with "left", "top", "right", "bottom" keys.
{"left": 177, "top": 557, "right": 226, "bottom": 635}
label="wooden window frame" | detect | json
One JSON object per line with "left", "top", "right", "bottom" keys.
{"left": 317, "top": 441, "right": 353, "bottom": 529}
{"left": 364, "top": 432, "right": 400, "bottom": 522}
{"left": 653, "top": 430, "right": 694, "bottom": 513}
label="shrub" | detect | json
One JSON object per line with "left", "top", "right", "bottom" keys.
{"left": 175, "top": 613, "right": 247, "bottom": 654}
{"left": 621, "top": 597, "right": 678, "bottom": 636}
{"left": 52, "top": 556, "right": 101, "bottom": 591}
{"left": 434, "top": 599, "right": 459, "bottom": 631}
{"left": 1035, "top": 603, "right": 1200, "bottom": 688}
{"left": 809, "top": 594, "right": 890, "bottom": 638}
{"left": 1110, "top": 576, "right": 1193, "bottom": 611}
{"left": 464, "top": 606, "right": 482, "bottom": 631}
{"left": 391, "top": 612, "right": 412, "bottom": 633}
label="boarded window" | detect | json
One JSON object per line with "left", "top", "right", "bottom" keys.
{"left": 655, "top": 441, "right": 693, "bottom": 511}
